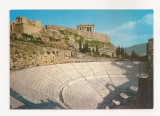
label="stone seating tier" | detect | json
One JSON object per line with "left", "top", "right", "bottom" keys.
{"left": 10, "top": 61, "right": 147, "bottom": 109}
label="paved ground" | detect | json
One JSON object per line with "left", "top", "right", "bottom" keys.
{"left": 10, "top": 61, "right": 148, "bottom": 109}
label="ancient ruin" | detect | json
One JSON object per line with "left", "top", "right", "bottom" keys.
{"left": 147, "top": 39, "right": 153, "bottom": 61}
{"left": 11, "top": 16, "right": 110, "bottom": 43}
{"left": 10, "top": 16, "right": 153, "bottom": 109}
{"left": 10, "top": 61, "right": 148, "bottom": 109}
{"left": 10, "top": 16, "right": 114, "bottom": 69}
{"left": 77, "top": 24, "right": 95, "bottom": 32}
{"left": 10, "top": 16, "right": 42, "bottom": 35}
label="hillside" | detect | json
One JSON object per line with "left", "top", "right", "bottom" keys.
{"left": 10, "top": 25, "right": 116, "bottom": 70}
{"left": 125, "top": 43, "right": 147, "bottom": 55}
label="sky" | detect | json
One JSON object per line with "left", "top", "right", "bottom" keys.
{"left": 10, "top": 10, "right": 153, "bottom": 47}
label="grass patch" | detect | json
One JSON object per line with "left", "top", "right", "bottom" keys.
{"left": 63, "top": 36, "right": 70, "bottom": 40}
{"left": 88, "top": 40, "right": 106, "bottom": 47}
{"left": 59, "top": 30, "right": 66, "bottom": 35}
{"left": 49, "top": 37, "right": 57, "bottom": 42}
{"left": 22, "top": 33, "right": 45, "bottom": 45}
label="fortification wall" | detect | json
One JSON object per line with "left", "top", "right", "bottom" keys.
{"left": 64, "top": 28, "right": 110, "bottom": 43}
{"left": 13, "top": 24, "right": 42, "bottom": 35}
{"left": 45, "top": 25, "right": 65, "bottom": 30}
{"left": 92, "top": 32, "right": 110, "bottom": 43}
{"left": 76, "top": 30, "right": 110, "bottom": 43}
{"left": 44, "top": 25, "right": 110, "bottom": 43}
{"left": 22, "top": 24, "right": 42, "bottom": 35}
{"left": 76, "top": 30, "right": 92, "bottom": 38}
{"left": 14, "top": 24, "right": 23, "bottom": 34}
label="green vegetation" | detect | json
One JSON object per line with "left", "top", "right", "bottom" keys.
{"left": 59, "top": 29, "right": 85, "bottom": 42}
{"left": 88, "top": 40, "right": 106, "bottom": 47}
{"left": 59, "top": 30, "right": 66, "bottom": 35}
{"left": 32, "top": 40, "right": 44, "bottom": 44}
{"left": 49, "top": 37, "right": 57, "bottom": 42}
{"left": 116, "top": 46, "right": 128, "bottom": 59}
{"left": 75, "top": 36, "right": 84, "bottom": 43}
{"left": 78, "top": 40, "right": 101, "bottom": 56}
{"left": 59, "top": 30, "right": 72, "bottom": 41}
{"left": 76, "top": 36, "right": 113, "bottom": 57}
{"left": 82, "top": 41, "right": 91, "bottom": 53}
{"left": 72, "top": 33, "right": 79, "bottom": 38}
{"left": 63, "top": 36, "right": 70, "bottom": 40}
{"left": 24, "top": 29, "right": 114, "bottom": 58}
{"left": 125, "top": 43, "right": 147, "bottom": 55}
{"left": 130, "top": 50, "right": 147, "bottom": 61}
{"left": 22, "top": 33, "right": 45, "bottom": 44}
{"left": 116, "top": 45, "right": 147, "bottom": 61}
{"left": 79, "top": 40, "right": 89, "bottom": 53}
{"left": 22, "top": 33, "right": 34, "bottom": 41}
{"left": 95, "top": 45, "right": 99, "bottom": 55}
{"left": 59, "top": 29, "right": 75, "bottom": 36}
{"left": 79, "top": 40, "right": 82, "bottom": 52}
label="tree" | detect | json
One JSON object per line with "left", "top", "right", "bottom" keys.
{"left": 120, "top": 47, "right": 125, "bottom": 59}
{"left": 124, "top": 49, "right": 129, "bottom": 59}
{"left": 79, "top": 40, "right": 82, "bottom": 52}
{"left": 82, "top": 41, "right": 90, "bottom": 53}
{"left": 95, "top": 45, "right": 99, "bottom": 55}
{"left": 112, "top": 53, "right": 114, "bottom": 57}
{"left": 116, "top": 46, "right": 121, "bottom": 58}
{"left": 92, "top": 48, "right": 95, "bottom": 53}
{"left": 131, "top": 50, "right": 137, "bottom": 60}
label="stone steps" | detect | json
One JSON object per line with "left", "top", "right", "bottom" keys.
{"left": 10, "top": 61, "right": 147, "bottom": 109}
{"left": 62, "top": 79, "right": 103, "bottom": 109}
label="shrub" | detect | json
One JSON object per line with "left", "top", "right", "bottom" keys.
{"left": 59, "top": 30, "right": 66, "bottom": 35}
{"left": 49, "top": 37, "right": 57, "bottom": 42}
{"left": 63, "top": 36, "right": 69, "bottom": 40}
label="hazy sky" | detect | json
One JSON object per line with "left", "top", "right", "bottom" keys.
{"left": 10, "top": 10, "right": 153, "bottom": 47}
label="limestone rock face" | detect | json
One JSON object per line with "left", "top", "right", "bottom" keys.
{"left": 10, "top": 25, "right": 116, "bottom": 70}
{"left": 38, "top": 26, "right": 64, "bottom": 41}
{"left": 10, "top": 40, "right": 72, "bottom": 70}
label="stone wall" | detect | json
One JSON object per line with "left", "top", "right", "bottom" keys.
{"left": 11, "top": 16, "right": 42, "bottom": 35}
{"left": 47, "top": 25, "right": 110, "bottom": 43}
{"left": 147, "top": 39, "right": 153, "bottom": 62}
{"left": 65, "top": 28, "right": 110, "bottom": 43}
{"left": 11, "top": 17, "right": 110, "bottom": 43}
{"left": 13, "top": 24, "right": 23, "bottom": 34}
{"left": 92, "top": 31, "right": 110, "bottom": 43}
{"left": 137, "top": 39, "right": 153, "bottom": 108}
{"left": 13, "top": 24, "right": 42, "bottom": 35}
{"left": 77, "top": 24, "right": 95, "bottom": 32}
{"left": 45, "top": 25, "right": 65, "bottom": 30}
{"left": 22, "top": 24, "right": 42, "bottom": 35}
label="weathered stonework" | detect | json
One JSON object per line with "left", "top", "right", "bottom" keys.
{"left": 11, "top": 16, "right": 42, "bottom": 35}
{"left": 10, "top": 41, "right": 72, "bottom": 70}
{"left": 77, "top": 24, "right": 95, "bottom": 32}
{"left": 76, "top": 24, "right": 109, "bottom": 43}
{"left": 77, "top": 30, "right": 110, "bottom": 43}
{"left": 11, "top": 16, "right": 110, "bottom": 43}
{"left": 137, "top": 38, "right": 153, "bottom": 109}
{"left": 45, "top": 25, "right": 110, "bottom": 43}
{"left": 10, "top": 17, "right": 114, "bottom": 70}
{"left": 147, "top": 39, "right": 153, "bottom": 61}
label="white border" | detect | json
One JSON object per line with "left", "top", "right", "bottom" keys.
{"left": 0, "top": 0, "right": 160, "bottom": 116}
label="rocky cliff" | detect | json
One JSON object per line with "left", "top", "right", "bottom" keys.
{"left": 10, "top": 25, "right": 116, "bottom": 70}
